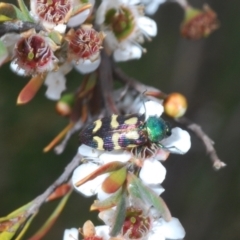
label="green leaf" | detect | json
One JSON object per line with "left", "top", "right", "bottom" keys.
{"left": 0, "top": 202, "right": 36, "bottom": 240}
{"left": 28, "top": 190, "right": 72, "bottom": 240}
{"left": 15, "top": 214, "right": 37, "bottom": 240}
{"left": 17, "top": 0, "right": 33, "bottom": 22}
{"left": 90, "top": 188, "right": 122, "bottom": 211}
{"left": 127, "top": 173, "right": 172, "bottom": 222}
{"left": 102, "top": 167, "right": 127, "bottom": 193}
{"left": 0, "top": 39, "right": 8, "bottom": 64}
{"left": 0, "top": 15, "right": 12, "bottom": 22}
{"left": 0, "top": 3, "right": 27, "bottom": 21}
{"left": 48, "top": 31, "right": 63, "bottom": 45}
{"left": 110, "top": 190, "right": 126, "bottom": 237}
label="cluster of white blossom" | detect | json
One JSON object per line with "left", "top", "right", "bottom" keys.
{"left": 0, "top": 0, "right": 169, "bottom": 101}
{"left": 64, "top": 100, "right": 190, "bottom": 240}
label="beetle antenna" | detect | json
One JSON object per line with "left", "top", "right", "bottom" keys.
{"left": 139, "top": 90, "right": 147, "bottom": 120}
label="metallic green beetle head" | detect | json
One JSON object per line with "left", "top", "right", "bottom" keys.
{"left": 145, "top": 116, "right": 171, "bottom": 143}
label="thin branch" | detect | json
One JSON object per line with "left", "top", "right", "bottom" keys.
{"left": 0, "top": 21, "right": 42, "bottom": 37}
{"left": 98, "top": 51, "right": 119, "bottom": 114}
{"left": 176, "top": 117, "right": 226, "bottom": 170}
{"left": 112, "top": 64, "right": 225, "bottom": 170}
{"left": 112, "top": 64, "right": 167, "bottom": 98}
{"left": 28, "top": 153, "right": 82, "bottom": 215}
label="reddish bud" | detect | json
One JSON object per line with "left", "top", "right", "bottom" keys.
{"left": 181, "top": 5, "right": 219, "bottom": 40}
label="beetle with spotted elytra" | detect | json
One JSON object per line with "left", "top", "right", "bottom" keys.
{"left": 79, "top": 113, "right": 172, "bottom": 159}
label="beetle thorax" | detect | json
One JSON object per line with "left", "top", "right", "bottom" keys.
{"left": 145, "top": 116, "right": 168, "bottom": 142}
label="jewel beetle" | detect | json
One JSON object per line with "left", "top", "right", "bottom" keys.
{"left": 79, "top": 113, "right": 171, "bottom": 152}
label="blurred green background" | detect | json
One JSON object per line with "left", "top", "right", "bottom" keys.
{"left": 0, "top": 0, "right": 240, "bottom": 239}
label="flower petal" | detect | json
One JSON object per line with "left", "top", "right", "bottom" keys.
{"left": 140, "top": 158, "right": 166, "bottom": 184}
{"left": 10, "top": 61, "right": 26, "bottom": 76}
{"left": 78, "top": 144, "right": 103, "bottom": 158}
{"left": 63, "top": 228, "right": 79, "bottom": 240}
{"left": 158, "top": 217, "right": 186, "bottom": 239}
{"left": 68, "top": 9, "right": 90, "bottom": 27}
{"left": 99, "top": 150, "right": 131, "bottom": 164}
{"left": 74, "top": 58, "right": 101, "bottom": 74}
{"left": 72, "top": 163, "right": 108, "bottom": 197}
{"left": 44, "top": 71, "right": 66, "bottom": 100}
{"left": 138, "top": 16, "right": 157, "bottom": 37}
{"left": 161, "top": 127, "right": 191, "bottom": 154}
{"left": 139, "top": 100, "right": 164, "bottom": 119}
{"left": 95, "top": 225, "right": 111, "bottom": 239}
{"left": 113, "top": 43, "right": 142, "bottom": 62}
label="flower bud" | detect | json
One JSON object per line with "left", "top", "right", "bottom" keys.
{"left": 163, "top": 93, "right": 187, "bottom": 118}
{"left": 181, "top": 5, "right": 219, "bottom": 40}
{"left": 66, "top": 25, "right": 104, "bottom": 62}
{"left": 56, "top": 93, "right": 75, "bottom": 116}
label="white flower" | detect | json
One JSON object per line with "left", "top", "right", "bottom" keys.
{"left": 12, "top": 31, "right": 58, "bottom": 76}
{"left": 30, "top": 0, "right": 73, "bottom": 32}
{"left": 99, "top": 198, "right": 185, "bottom": 240}
{"left": 141, "top": 0, "right": 167, "bottom": 15}
{"left": 44, "top": 63, "right": 72, "bottom": 100}
{"left": 161, "top": 127, "right": 191, "bottom": 154}
{"left": 96, "top": 0, "right": 157, "bottom": 61}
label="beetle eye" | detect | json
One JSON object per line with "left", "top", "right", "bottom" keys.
{"left": 165, "top": 122, "right": 172, "bottom": 136}
{"left": 166, "top": 128, "right": 172, "bottom": 136}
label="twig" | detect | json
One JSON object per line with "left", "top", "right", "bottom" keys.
{"left": 112, "top": 65, "right": 166, "bottom": 98}
{"left": 112, "top": 65, "right": 225, "bottom": 170}
{"left": 98, "top": 51, "right": 119, "bottom": 114}
{"left": 28, "top": 153, "right": 82, "bottom": 215}
{"left": 176, "top": 117, "right": 226, "bottom": 170}
{"left": 0, "top": 21, "right": 43, "bottom": 37}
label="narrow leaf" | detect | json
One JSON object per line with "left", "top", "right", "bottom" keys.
{"left": 15, "top": 213, "right": 37, "bottom": 240}
{"left": 102, "top": 167, "right": 127, "bottom": 194}
{"left": 110, "top": 190, "right": 126, "bottom": 237}
{"left": 17, "top": 0, "right": 33, "bottom": 22}
{"left": 29, "top": 190, "right": 72, "bottom": 240}
{"left": 0, "top": 202, "right": 35, "bottom": 240}
{"left": 0, "top": 39, "right": 8, "bottom": 65}
{"left": 75, "top": 161, "right": 126, "bottom": 187}
{"left": 48, "top": 31, "right": 63, "bottom": 45}
{"left": 17, "top": 75, "right": 45, "bottom": 105}
{"left": 90, "top": 188, "right": 122, "bottom": 211}
{"left": 127, "top": 173, "right": 172, "bottom": 221}
{"left": 43, "top": 122, "right": 74, "bottom": 152}
{"left": 47, "top": 183, "right": 72, "bottom": 201}
{"left": 0, "top": 15, "right": 12, "bottom": 22}
{"left": 0, "top": 202, "right": 33, "bottom": 222}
